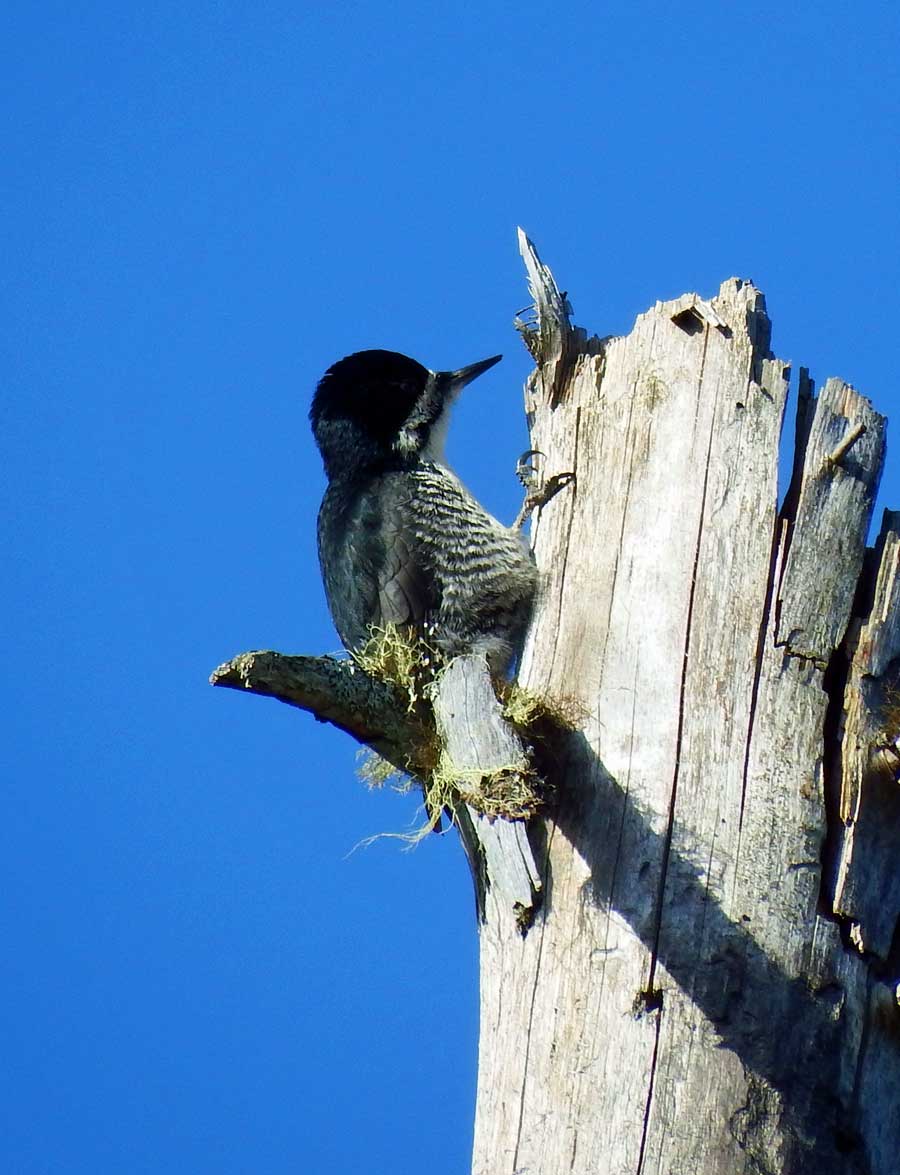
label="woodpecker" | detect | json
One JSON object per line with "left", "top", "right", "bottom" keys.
{"left": 310, "top": 349, "right": 538, "bottom": 675}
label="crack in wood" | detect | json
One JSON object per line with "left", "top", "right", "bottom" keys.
{"left": 594, "top": 396, "right": 640, "bottom": 712}
{"left": 775, "top": 368, "right": 816, "bottom": 586}
{"left": 634, "top": 1001, "right": 664, "bottom": 1175}
{"left": 820, "top": 642, "right": 852, "bottom": 914}
{"left": 543, "top": 406, "right": 581, "bottom": 693}
{"left": 737, "top": 496, "right": 787, "bottom": 843}
{"left": 511, "top": 910, "right": 552, "bottom": 1175}
{"left": 646, "top": 327, "right": 715, "bottom": 996}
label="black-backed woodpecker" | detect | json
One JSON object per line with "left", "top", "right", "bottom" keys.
{"left": 310, "top": 349, "right": 538, "bottom": 674}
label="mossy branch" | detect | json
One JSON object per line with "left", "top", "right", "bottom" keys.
{"left": 209, "top": 650, "right": 430, "bottom": 777}
{"left": 210, "top": 638, "right": 563, "bottom": 926}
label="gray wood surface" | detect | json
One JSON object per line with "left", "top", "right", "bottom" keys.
{"left": 832, "top": 511, "right": 900, "bottom": 958}
{"left": 469, "top": 234, "right": 899, "bottom": 1174}
{"left": 430, "top": 653, "right": 542, "bottom": 922}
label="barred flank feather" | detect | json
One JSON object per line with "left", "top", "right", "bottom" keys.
{"left": 318, "top": 461, "right": 537, "bottom": 674}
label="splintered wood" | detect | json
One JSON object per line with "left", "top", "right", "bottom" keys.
{"left": 472, "top": 234, "right": 899, "bottom": 1175}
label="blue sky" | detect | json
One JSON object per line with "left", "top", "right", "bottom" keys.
{"left": 4, "top": 2, "right": 899, "bottom": 1171}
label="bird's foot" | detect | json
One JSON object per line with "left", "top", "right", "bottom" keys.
{"left": 513, "top": 449, "right": 575, "bottom": 529}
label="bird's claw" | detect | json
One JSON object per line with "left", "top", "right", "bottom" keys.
{"left": 516, "top": 448, "right": 544, "bottom": 490}
{"left": 513, "top": 450, "right": 575, "bottom": 529}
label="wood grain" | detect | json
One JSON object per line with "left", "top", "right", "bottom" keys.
{"left": 471, "top": 236, "right": 899, "bottom": 1174}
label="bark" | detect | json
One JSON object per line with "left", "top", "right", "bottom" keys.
{"left": 211, "top": 233, "right": 900, "bottom": 1174}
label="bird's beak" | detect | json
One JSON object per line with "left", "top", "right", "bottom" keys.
{"left": 447, "top": 353, "right": 503, "bottom": 393}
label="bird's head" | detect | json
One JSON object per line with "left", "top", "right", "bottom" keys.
{"left": 310, "top": 349, "right": 502, "bottom": 479}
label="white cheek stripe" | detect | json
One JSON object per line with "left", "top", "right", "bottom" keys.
{"left": 421, "top": 403, "right": 452, "bottom": 464}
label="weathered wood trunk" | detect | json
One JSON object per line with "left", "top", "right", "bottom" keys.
{"left": 471, "top": 235, "right": 900, "bottom": 1174}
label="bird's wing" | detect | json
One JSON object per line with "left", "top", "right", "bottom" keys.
{"left": 373, "top": 512, "right": 434, "bottom": 631}
{"left": 318, "top": 474, "right": 437, "bottom": 650}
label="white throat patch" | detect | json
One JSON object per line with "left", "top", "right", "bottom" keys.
{"left": 421, "top": 401, "right": 453, "bottom": 464}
